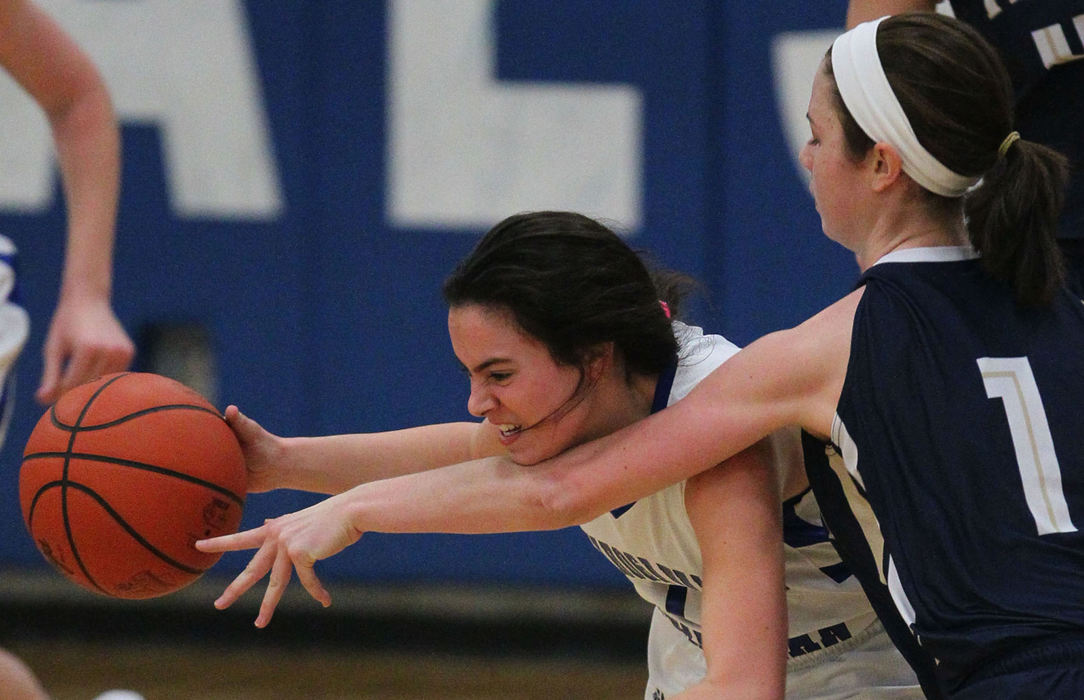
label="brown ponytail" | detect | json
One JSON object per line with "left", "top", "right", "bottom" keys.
{"left": 964, "top": 137, "right": 1069, "bottom": 305}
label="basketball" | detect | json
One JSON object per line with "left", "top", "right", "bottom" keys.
{"left": 19, "top": 372, "right": 247, "bottom": 599}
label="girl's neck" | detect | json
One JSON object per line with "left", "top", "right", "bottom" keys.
{"left": 855, "top": 207, "right": 968, "bottom": 272}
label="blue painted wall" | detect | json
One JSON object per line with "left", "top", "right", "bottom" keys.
{"left": 0, "top": 0, "right": 854, "bottom": 591}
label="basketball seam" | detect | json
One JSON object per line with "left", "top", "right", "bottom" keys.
{"left": 22, "top": 451, "right": 244, "bottom": 506}
{"left": 58, "top": 373, "right": 129, "bottom": 593}
{"left": 48, "top": 402, "right": 222, "bottom": 431}
{"left": 27, "top": 480, "right": 205, "bottom": 575}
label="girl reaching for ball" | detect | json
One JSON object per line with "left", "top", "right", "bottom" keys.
{"left": 199, "top": 211, "right": 921, "bottom": 699}
{"left": 202, "top": 12, "right": 1084, "bottom": 698}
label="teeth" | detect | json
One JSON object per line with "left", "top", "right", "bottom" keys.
{"left": 497, "top": 424, "right": 521, "bottom": 435}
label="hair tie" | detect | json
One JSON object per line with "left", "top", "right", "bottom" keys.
{"left": 659, "top": 300, "right": 671, "bottom": 319}
{"left": 998, "top": 131, "right": 1020, "bottom": 160}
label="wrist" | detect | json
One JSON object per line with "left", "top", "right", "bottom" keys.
{"left": 270, "top": 436, "right": 346, "bottom": 494}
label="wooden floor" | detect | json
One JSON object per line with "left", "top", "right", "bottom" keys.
{"left": 1, "top": 571, "right": 650, "bottom": 699}
{"left": 11, "top": 640, "right": 647, "bottom": 700}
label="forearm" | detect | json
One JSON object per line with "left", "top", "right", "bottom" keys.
{"left": 334, "top": 453, "right": 587, "bottom": 534}
{"left": 334, "top": 420, "right": 731, "bottom": 536}
{"left": 51, "top": 76, "right": 120, "bottom": 304}
{"left": 270, "top": 422, "right": 484, "bottom": 495}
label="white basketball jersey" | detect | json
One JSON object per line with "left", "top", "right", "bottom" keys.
{"left": 0, "top": 235, "right": 29, "bottom": 449}
{"left": 580, "top": 322, "right": 920, "bottom": 699}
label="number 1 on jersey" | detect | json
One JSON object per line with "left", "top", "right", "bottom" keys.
{"left": 978, "top": 356, "right": 1077, "bottom": 535}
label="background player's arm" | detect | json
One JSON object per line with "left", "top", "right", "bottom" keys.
{"left": 846, "top": 0, "right": 936, "bottom": 27}
{"left": 226, "top": 406, "right": 505, "bottom": 494}
{"left": 674, "top": 444, "right": 786, "bottom": 700}
{"left": 0, "top": 0, "right": 133, "bottom": 403}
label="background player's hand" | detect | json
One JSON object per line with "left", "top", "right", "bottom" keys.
{"left": 37, "top": 294, "right": 134, "bottom": 404}
{"left": 195, "top": 493, "right": 364, "bottom": 628}
{"left": 223, "top": 405, "right": 286, "bottom": 493}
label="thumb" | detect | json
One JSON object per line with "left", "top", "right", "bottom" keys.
{"left": 226, "top": 406, "right": 263, "bottom": 442}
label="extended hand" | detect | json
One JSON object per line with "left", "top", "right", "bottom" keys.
{"left": 195, "top": 493, "right": 363, "bottom": 628}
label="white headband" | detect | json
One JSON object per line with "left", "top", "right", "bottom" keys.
{"left": 831, "top": 17, "right": 979, "bottom": 197}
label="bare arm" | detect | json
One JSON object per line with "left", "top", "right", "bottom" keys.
{"left": 674, "top": 443, "right": 786, "bottom": 700}
{"left": 225, "top": 405, "right": 503, "bottom": 494}
{"left": 846, "top": 0, "right": 937, "bottom": 28}
{"left": 0, "top": 0, "right": 133, "bottom": 402}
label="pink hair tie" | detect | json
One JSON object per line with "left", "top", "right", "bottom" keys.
{"left": 659, "top": 300, "right": 671, "bottom": 319}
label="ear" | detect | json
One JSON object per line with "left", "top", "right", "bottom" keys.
{"left": 869, "top": 142, "right": 904, "bottom": 193}
{"left": 584, "top": 342, "right": 616, "bottom": 382}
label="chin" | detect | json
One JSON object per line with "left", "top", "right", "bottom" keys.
{"left": 507, "top": 450, "right": 549, "bottom": 467}
{"left": 507, "top": 443, "right": 564, "bottom": 467}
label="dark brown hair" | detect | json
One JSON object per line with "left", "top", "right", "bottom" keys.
{"left": 443, "top": 211, "right": 694, "bottom": 376}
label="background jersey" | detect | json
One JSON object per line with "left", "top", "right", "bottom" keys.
{"left": 0, "top": 235, "right": 29, "bottom": 449}
{"left": 948, "top": 0, "right": 1084, "bottom": 238}
{"left": 580, "top": 322, "right": 917, "bottom": 698}
{"left": 809, "top": 247, "right": 1084, "bottom": 692}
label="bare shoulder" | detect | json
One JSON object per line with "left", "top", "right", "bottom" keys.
{"left": 795, "top": 287, "right": 864, "bottom": 337}
{"left": 743, "top": 288, "right": 864, "bottom": 437}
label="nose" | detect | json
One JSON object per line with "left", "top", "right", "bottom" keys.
{"left": 799, "top": 143, "right": 812, "bottom": 172}
{"left": 466, "top": 380, "right": 496, "bottom": 417}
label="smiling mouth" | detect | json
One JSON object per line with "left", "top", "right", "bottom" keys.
{"left": 496, "top": 423, "right": 522, "bottom": 438}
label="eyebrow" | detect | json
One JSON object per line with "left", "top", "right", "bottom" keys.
{"left": 459, "top": 357, "right": 512, "bottom": 374}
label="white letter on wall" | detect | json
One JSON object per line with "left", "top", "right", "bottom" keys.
{"left": 387, "top": 0, "right": 643, "bottom": 230}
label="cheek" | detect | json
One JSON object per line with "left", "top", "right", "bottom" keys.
{"left": 809, "top": 158, "right": 841, "bottom": 203}
{"left": 808, "top": 168, "right": 826, "bottom": 206}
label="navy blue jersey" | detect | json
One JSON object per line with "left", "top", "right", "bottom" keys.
{"left": 804, "top": 247, "right": 1084, "bottom": 693}
{"left": 949, "top": 0, "right": 1084, "bottom": 238}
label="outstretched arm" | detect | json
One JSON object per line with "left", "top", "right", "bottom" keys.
{"left": 224, "top": 406, "right": 503, "bottom": 494}
{"left": 198, "top": 435, "right": 789, "bottom": 630}
{"left": 0, "top": 0, "right": 133, "bottom": 402}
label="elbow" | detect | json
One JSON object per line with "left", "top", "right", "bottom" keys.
{"left": 526, "top": 466, "right": 599, "bottom": 530}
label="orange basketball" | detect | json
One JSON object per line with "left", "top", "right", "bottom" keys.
{"left": 19, "top": 372, "right": 246, "bottom": 599}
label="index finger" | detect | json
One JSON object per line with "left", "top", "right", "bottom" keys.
{"left": 57, "top": 346, "right": 98, "bottom": 395}
{"left": 196, "top": 524, "right": 268, "bottom": 553}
